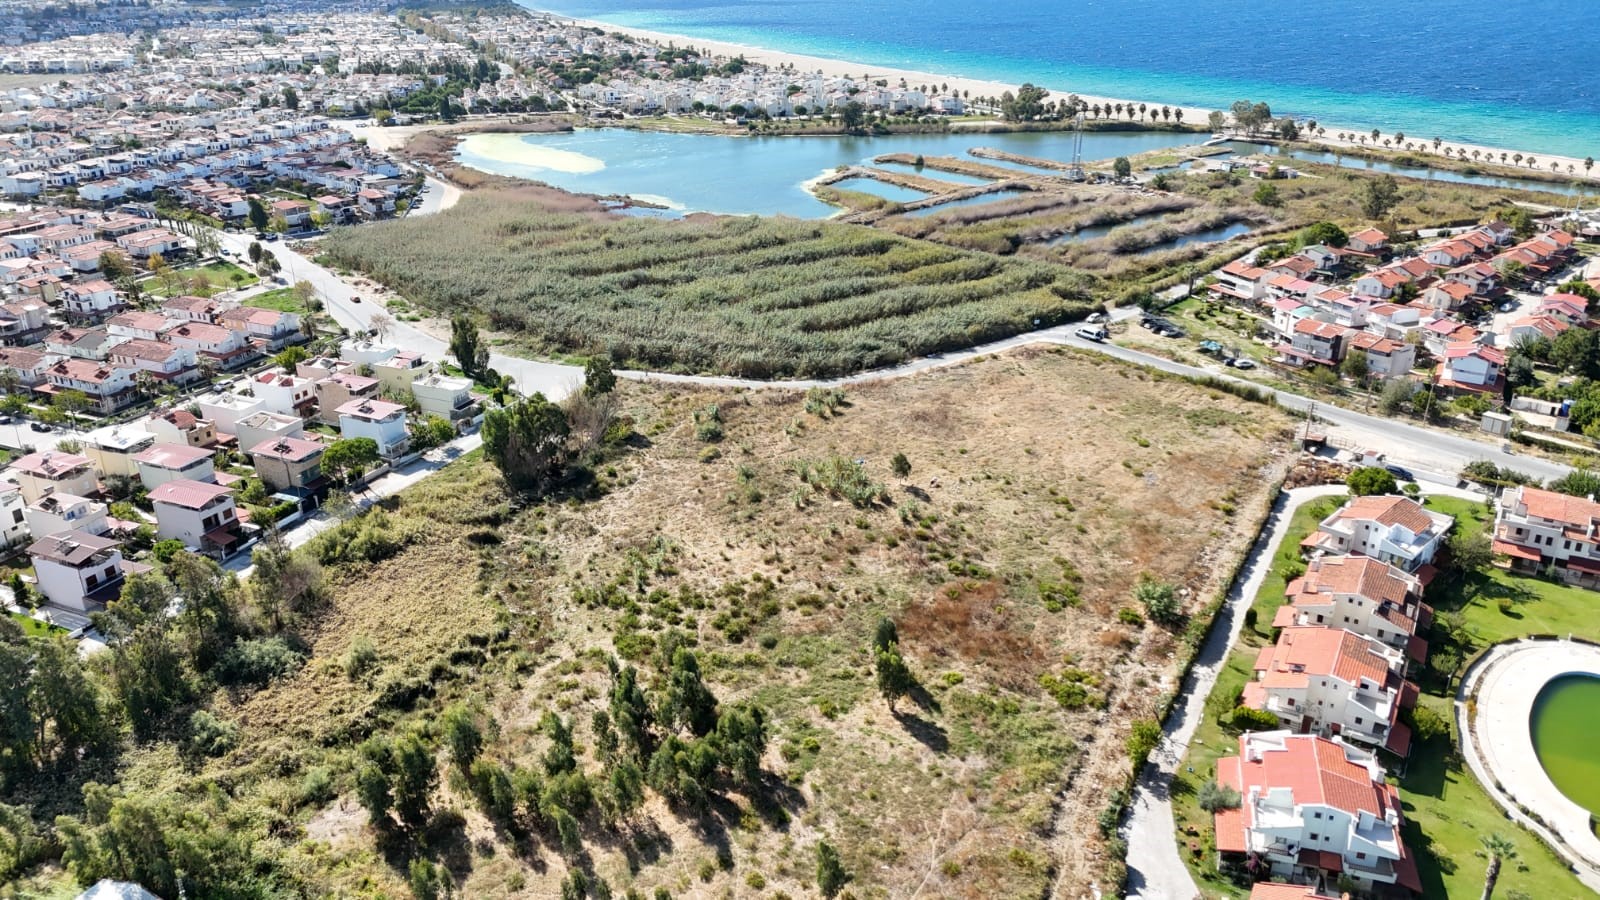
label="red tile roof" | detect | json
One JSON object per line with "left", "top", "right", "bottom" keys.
{"left": 149, "top": 478, "right": 232, "bottom": 510}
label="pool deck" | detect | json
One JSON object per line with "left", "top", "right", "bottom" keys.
{"left": 1460, "top": 638, "right": 1600, "bottom": 891}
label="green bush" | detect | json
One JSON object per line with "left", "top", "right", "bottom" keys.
{"left": 215, "top": 637, "right": 305, "bottom": 687}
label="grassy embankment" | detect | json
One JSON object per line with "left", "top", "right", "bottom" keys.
{"left": 320, "top": 193, "right": 1100, "bottom": 378}
{"left": 43, "top": 349, "right": 1290, "bottom": 898}
{"left": 1171, "top": 492, "right": 1594, "bottom": 900}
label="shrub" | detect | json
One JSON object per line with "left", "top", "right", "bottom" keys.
{"left": 344, "top": 635, "right": 379, "bottom": 679}
{"left": 186, "top": 710, "right": 238, "bottom": 758}
{"left": 1126, "top": 719, "right": 1162, "bottom": 770}
{"left": 216, "top": 637, "right": 305, "bottom": 687}
{"left": 1228, "top": 705, "right": 1280, "bottom": 732}
{"left": 1197, "top": 778, "right": 1241, "bottom": 812}
{"left": 1135, "top": 579, "right": 1181, "bottom": 626}
{"left": 793, "top": 456, "right": 887, "bottom": 508}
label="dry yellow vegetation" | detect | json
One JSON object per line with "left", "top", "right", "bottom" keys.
{"left": 114, "top": 347, "right": 1291, "bottom": 898}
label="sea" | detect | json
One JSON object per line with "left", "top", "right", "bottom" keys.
{"left": 524, "top": 0, "right": 1600, "bottom": 161}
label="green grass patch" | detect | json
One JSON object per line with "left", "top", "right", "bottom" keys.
{"left": 246, "top": 287, "right": 310, "bottom": 314}
{"left": 140, "top": 261, "right": 257, "bottom": 298}
{"left": 10, "top": 612, "right": 65, "bottom": 638}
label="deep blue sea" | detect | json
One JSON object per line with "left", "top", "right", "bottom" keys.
{"left": 526, "top": 0, "right": 1600, "bottom": 160}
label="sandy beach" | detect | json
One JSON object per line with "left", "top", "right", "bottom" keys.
{"left": 549, "top": 12, "right": 1600, "bottom": 190}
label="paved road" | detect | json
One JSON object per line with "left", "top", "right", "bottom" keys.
{"left": 1122, "top": 482, "right": 1489, "bottom": 899}
{"left": 628, "top": 322, "right": 1571, "bottom": 485}
{"left": 214, "top": 231, "right": 584, "bottom": 402}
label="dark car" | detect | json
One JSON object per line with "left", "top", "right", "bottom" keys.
{"left": 1384, "top": 464, "right": 1415, "bottom": 482}
{"left": 29, "top": 422, "right": 51, "bottom": 433}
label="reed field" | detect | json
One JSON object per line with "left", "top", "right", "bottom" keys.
{"left": 321, "top": 194, "right": 1097, "bottom": 377}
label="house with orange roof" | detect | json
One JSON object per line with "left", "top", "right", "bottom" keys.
{"left": 1493, "top": 485, "right": 1600, "bottom": 587}
{"left": 1275, "top": 555, "right": 1431, "bottom": 667}
{"left": 1437, "top": 342, "right": 1504, "bottom": 394}
{"left": 1277, "top": 318, "right": 1348, "bottom": 368}
{"left": 1241, "top": 626, "right": 1416, "bottom": 756}
{"left": 1308, "top": 496, "right": 1452, "bottom": 573}
{"left": 1507, "top": 313, "right": 1569, "bottom": 344}
{"left": 1345, "top": 332, "right": 1415, "bottom": 380}
{"left": 1352, "top": 267, "right": 1409, "bottom": 299}
{"left": 149, "top": 478, "right": 246, "bottom": 555}
{"left": 1214, "top": 731, "right": 1422, "bottom": 895}
{"left": 1419, "top": 280, "right": 1472, "bottom": 312}
{"left": 1444, "top": 261, "right": 1498, "bottom": 296}
{"left": 1213, "top": 258, "right": 1269, "bottom": 302}
{"left": 1345, "top": 228, "right": 1388, "bottom": 255}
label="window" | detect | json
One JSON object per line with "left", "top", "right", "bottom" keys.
{"left": 1309, "top": 833, "right": 1319, "bottom": 841}
{"left": 1356, "top": 852, "right": 1367, "bottom": 860}
{"left": 1312, "top": 811, "right": 1321, "bottom": 819}
{"left": 1286, "top": 698, "right": 1295, "bottom": 707}
{"left": 1354, "top": 717, "right": 1364, "bottom": 725}
{"left": 9, "top": 510, "right": 19, "bottom": 525}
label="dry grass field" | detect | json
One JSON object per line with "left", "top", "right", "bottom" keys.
{"left": 111, "top": 348, "right": 1291, "bottom": 898}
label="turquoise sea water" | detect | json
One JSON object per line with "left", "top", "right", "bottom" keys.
{"left": 527, "top": 0, "right": 1600, "bottom": 160}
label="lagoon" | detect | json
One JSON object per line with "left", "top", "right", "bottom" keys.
{"left": 1224, "top": 142, "right": 1595, "bottom": 198}
{"left": 455, "top": 128, "right": 1190, "bottom": 217}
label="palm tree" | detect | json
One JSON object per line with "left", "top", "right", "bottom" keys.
{"left": 1434, "top": 137, "right": 1444, "bottom": 153}
{"left": 1394, "top": 131, "right": 1405, "bottom": 145}
{"left": 1513, "top": 153, "right": 1523, "bottom": 166}
{"left": 1479, "top": 833, "right": 1516, "bottom": 900}
{"left": 1585, "top": 156, "right": 1594, "bottom": 175}
{"left": 1175, "top": 108, "right": 1184, "bottom": 125}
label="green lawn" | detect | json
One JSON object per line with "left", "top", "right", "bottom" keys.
{"left": 10, "top": 611, "right": 64, "bottom": 638}
{"left": 246, "top": 287, "right": 310, "bottom": 314}
{"left": 140, "top": 261, "right": 257, "bottom": 299}
{"left": 1172, "top": 490, "right": 1595, "bottom": 898}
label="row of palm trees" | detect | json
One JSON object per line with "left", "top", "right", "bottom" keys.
{"left": 1328, "top": 130, "right": 1596, "bottom": 177}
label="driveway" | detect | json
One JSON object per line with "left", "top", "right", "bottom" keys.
{"left": 1121, "top": 482, "right": 1488, "bottom": 898}
{"left": 1122, "top": 484, "right": 1343, "bottom": 899}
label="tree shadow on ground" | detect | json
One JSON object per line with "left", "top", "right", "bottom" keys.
{"left": 893, "top": 708, "right": 948, "bottom": 754}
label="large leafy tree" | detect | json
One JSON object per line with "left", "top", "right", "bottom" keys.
{"left": 482, "top": 393, "right": 570, "bottom": 489}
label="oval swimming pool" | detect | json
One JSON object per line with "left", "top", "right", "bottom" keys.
{"left": 1529, "top": 673, "right": 1600, "bottom": 817}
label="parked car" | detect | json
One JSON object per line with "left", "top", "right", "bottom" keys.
{"left": 1226, "top": 357, "right": 1257, "bottom": 369}
{"left": 29, "top": 422, "right": 51, "bottom": 432}
{"left": 1075, "top": 326, "right": 1109, "bottom": 342}
{"left": 1384, "top": 464, "right": 1416, "bottom": 482}
{"left": 1086, "top": 311, "right": 1108, "bottom": 324}
{"left": 1198, "top": 340, "right": 1224, "bottom": 355}
{"left": 1157, "top": 325, "right": 1186, "bottom": 339}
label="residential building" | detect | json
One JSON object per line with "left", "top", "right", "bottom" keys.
{"left": 1493, "top": 486, "right": 1600, "bottom": 587}
{"left": 336, "top": 397, "right": 408, "bottom": 458}
{"left": 1275, "top": 555, "right": 1431, "bottom": 666}
{"left": 7, "top": 450, "right": 98, "bottom": 503}
{"left": 109, "top": 338, "right": 198, "bottom": 384}
{"left": 1277, "top": 319, "right": 1347, "bottom": 368}
{"left": 219, "top": 306, "right": 302, "bottom": 351}
{"left": 249, "top": 369, "right": 316, "bottom": 418}
{"left": 24, "top": 492, "right": 108, "bottom": 539}
{"left": 28, "top": 529, "right": 134, "bottom": 611}
{"left": 1343, "top": 332, "right": 1414, "bottom": 381}
{"left": 1438, "top": 342, "right": 1504, "bottom": 393}
{"left": 164, "top": 320, "right": 256, "bottom": 369}
{"left": 248, "top": 434, "right": 325, "bottom": 495}
{"left": 133, "top": 442, "right": 216, "bottom": 489}
{"left": 372, "top": 349, "right": 428, "bottom": 395}
{"left": 1241, "top": 626, "right": 1416, "bottom": 756}
{"left": 0, "top": 299, "right": 50, "bottom": 345}
{"left": 145, "top": 407, "right": 217, "bottom": 448}
{"left": 313, "top": 371, "right": 378, "bottom": 425}
{"left": 1214, "top": 731, "right": 1421, "bottom": 895}
{"left": 148, "top": 478, "right": 243, "bottom": 554}
{"left": 410, "top": 371, "right": 476, "bottom": 423}
{"left": 0, "top": 485, "right": 27, "bottom": 551}
{"left": 234, "top": 410, "right": 302, "bottom": 454}
{"left": 1306, "top": 496, "right": 1452, "bottom": 574}
{"left": 82, "top": 424, "right": 156, "bottom": 480}
{"left": 192, "top": 392, "right": 265, "bottom": 437}
{"left": 41, "top": 357, "right": 137, "bottom": 412}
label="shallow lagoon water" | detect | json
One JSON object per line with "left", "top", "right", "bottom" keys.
{"left": 1529, "top": 674, "right": 1600, "bottom": 816}
{"left": 456, "top": 127, "right": 1192, "bottom": 217}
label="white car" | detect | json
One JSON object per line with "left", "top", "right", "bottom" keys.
{"left": 1075, "top": 326, "right": 1109, "bottom": 342}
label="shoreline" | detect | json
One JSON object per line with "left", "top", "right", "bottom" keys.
{"left": 540, "top": 9, "right": 1600, "bottom": 189}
